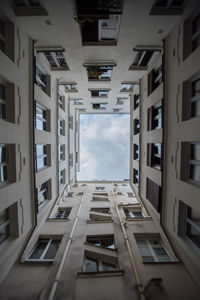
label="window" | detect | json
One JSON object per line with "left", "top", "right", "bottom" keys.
{"left": 129, "top": 49, "right": 157, "bottom": 70}
{"left": 71, "top": 99, "right": 83, "bottom": 105}
{"left": 0, "top": 83, "right": 5, "bottom": 120}
{"left": 35, "top": 144, "right": 50, "bottom": 171}
{"left": 0, "top": 80, "right": 15, "bottom": 123}
{"left": 0, "top": 146, "right": 7, "bottom": 184}
{"left": 90, "top": 207, "right": 110, "bottom": 214}
{"left": 35, "top": 102, "right": 50, "bottom": 131}
{"left": 148, "top": 100, "right": 162, "bottom": 130}
{"left": 124, "top": 207, "right": 144, "bottom": 219}
{"left": 75, "top": 0, "right": 122, "bottom": 46}
{"left": 149, "top": 0, "right": 185, "bottom": 15}
{"left": 182, "top": 72, "right": 200, "bottom": 120}
{"left": 136, "top": 238, "right": 171, "bottom": 262}
{"left": 127, "top": 192, "right": 134, "bottom": 197}
{"left": 89, "top": 207, "right": 112, "bottom": 222}
{"left": 58, "top": 93, "right": 65, "bottom": 110}
{"left": 188, "top": 143, "right": 200, "bottom": 187}
{"left": 37, "top": 179, "right": 51, "bottom": 211}
{"left": 134, "top": 94, "right": 140, "bottom": 110}
{"left": 0, "top": 208, "right": 9, "bottom": 245}
{"left": 27, "top": 238, "right": 61, "bottom": 262}
{"left": 42, "top": 50, "right": 69, "bottom": 71}
{"left": 116, "top": 98, "right": 125, "bottom": 105}
{"left": 58, "top": 145, "right": 65, "bottom": 161}
{"left": 0, "top": 202, "right": 19, "bottom": 245}
{"left": 69, "top": 116, "right": 73, "bottom": 129}
{"left": 59, "top": 169, "right": 65, "bottom": 187}
{"left": 53, "top": 208, "right": 71, "bottom": 220}
{"left": 121, "top": 82, "right": 134, "bottom": 92}
{"left": 0, "top": 18, "right": 14, "bottom": 61}
{"left": 183, "top": 11, "right": 200, "bottom": 60}
{"left": 86, "top": 235, "right": 116, "bottom": 250}
{"left": 87, "top": 66, "right": 113, "bottom": 81}
{"left": 83, "top": 255, "right": 117, "bottom": 272}
{"left": 146, "top": 178, "right": 162, "bottom": 212}
{"left": 0, "top": 144, "right": 16, "bottom": 185}
{"left": 133, "top": 144, "right": 139, "bottom": 160}
{"left": 35, "top": 63, "right": 51, "bottom": 96}
{"left": 64, "top": 83, "right": 78, "bottom": 92}
{"left": 181, "top": 142, "right": 200, "bottom": 187}
{"left": 58, "top": 119, "right": 65, "bottom": 135}
{"left": 133, "top": 169, "right": 139, "bottom": 186}
{"left": 69, "top": 153, "right": 73, "bottom": 167}
{"left": 147, "top": 143, "right": 162, "bottom": 170}
{"left": 90, "top": 90, "right": 109, "bottom": 97}
{"left": 92, "top": 103, "right": 107, "bottom": 110}
{"left": 178, "top": 202, "right": 200, "bottom": 251}
{"left": 95, "top": 186, "right": 105, "bottom": 191}
{"left": 133, "top": 117, "right": 140, "bottom": 135}
{"left": 12, "top": 0, "right": 48, "bottom": 16}
{"left": 148, "top": 65, "right": 163, "bottom": 96}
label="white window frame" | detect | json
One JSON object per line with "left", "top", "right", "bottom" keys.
{"left": 27, "top": 238, "right": 61, "bottom": 262}
{"left": 0, "top": 145, "right": 7, "bottom": 184}
{"left": 136, "top": 237, "right": 171, "bottom": 263}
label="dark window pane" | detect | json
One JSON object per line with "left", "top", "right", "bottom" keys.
{"left": 29, "top": 240, "right": 48, "bottom": 259}
{"left": 102, "top": 262, "right": 116, "bottom": 271}
{"left": 44, "top": 239, "right": 61, "bottom": 259}
{"left": 84, "top": 257, "right": 98, "bottom": 272}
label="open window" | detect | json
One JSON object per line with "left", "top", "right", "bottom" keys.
{"left": 133, "top": 169, "right": 139, "bottom": 187}
{"left": 36, "top": 178, "right": 51, "bottom": 212}
{"left": 0, "top": 144, "right": 16, "bottom": 187}
{"left": 75, "top": 0, "right": 122, "bottom": 46}
{"left": 133, "top": 117, "right": 140, "bottom": 135}
{"left": 90, "top": 89, "right": 109, "bottom": 97}
{"left": 147, "top": 99, "right": 162, "bottom": 131}
{"left": 36, "top": 48, "right": 69, "bottom": 71}
{"left": 35, "top": 63, "right": 51, "bottom": 97}
{"left": 147, "top": 143, "right": 162, "bottom": 170}
{"left": 86, "top": 235, "right": 116, "bottom": 250}
{"left": 148, "top": 65, "right": 163, "bottom": 96}
{"left": 149, "top": 0, "right": 186, "bottom": 15}
{"left": 0, "top": 78, "right": 15, "bottom": 123}
{"left": 12, "top": 0, "right": 48, "bottom": 16}
{"left": 89, "top": 207, "right": 112, "bottom": 222}
{"left": 0, "top": 18, "right": 14, "bottom": 62}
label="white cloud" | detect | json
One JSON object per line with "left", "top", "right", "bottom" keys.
{"left": 77, "top": 114, "right": 130, "bottom": 181}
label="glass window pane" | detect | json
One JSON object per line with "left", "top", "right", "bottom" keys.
{"left": 190, "top": 144, "right": 200, "bottom": 161}
{"left": 29, "top": 240, "right": 48, "bottom": 259}
{"left": 137, "top": 240, "right": 154, "bottom": 262}
{"left": 84, "top": 257, "right": 98, "bottom": 272}
{"left": 153, "top": 247, "right": 171, "bottom": 262}
{"left": 0, "top": 224, "right": 9, "bottom": 244}
{"left": 44, "top": 239, "right": 61, "bottom": 259}
{"left": 102, "top": 262, "right": 116, "bottom": 271}
{"left": 0, "top": 208, "right": 9, "bottom": 225}
{"left": 189, "top": 165, "right": 200, "bottom": 183}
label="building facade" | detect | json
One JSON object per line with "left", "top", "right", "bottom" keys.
{"left": 0, "top": 0, "right": 199, "bottom": 299}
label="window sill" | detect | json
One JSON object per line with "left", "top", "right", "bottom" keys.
{"left": 126, "top": 216, "right": 152, "bottom": 221}
{"left": 77, "top": 270, "right": 124, "bottom": 278}
{"left": 22, "top": 260, "right": 54, "bottom": 265}
{"left": 143, "top": 261, "right": 180, "bottom": 264}
{"left": 87, "top": 220, "right": 113, "bottom": 224}
{"left": 48, "top": 218, "right": 69, "bottom": 222}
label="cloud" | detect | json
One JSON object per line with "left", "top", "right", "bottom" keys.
{"left": 77, "top": 114, "right": 130, "bottom": 181}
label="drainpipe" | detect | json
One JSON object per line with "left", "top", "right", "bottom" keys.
{"left": 111, "top": 183, "right": 146, "bottom": 300}
{"left": 48, "top": 186, "right": 87, "bottom": 300}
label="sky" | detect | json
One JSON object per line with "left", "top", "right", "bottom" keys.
{"left": 77, "top": 114, "right": 130, "bottom": 181}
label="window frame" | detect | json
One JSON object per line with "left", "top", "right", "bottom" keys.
{"left": 136, "top": 236, "right": 172, "bottom": 263}
{"left": 86, "top": 235, "right": 116, "bottom": 250}
{"left": 26, "top": 237, "right": 62, "bottom": 262}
